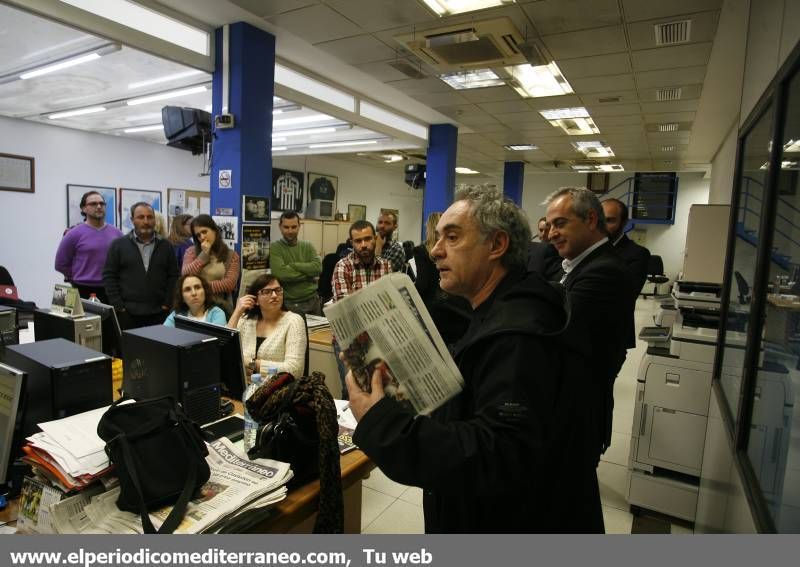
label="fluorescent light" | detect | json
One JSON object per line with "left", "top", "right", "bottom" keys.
{"left": 125, "top": 112, "right": 162, "bottom": 122}
{"left": 506, "top": 62, "right": 573, "bottom": 98}
{"left": 272, "top": 137, "right": 287, "bottom": 143}
{"left": 273, "top": 114, "right": 335, "bottom": 127}
{"left": 542, "top": 110, "right": 600, "bottom": 135}
{"left": 126, "top": 85, "right": 207, "bottom": 105}
{"left": 128, "top": 69, "right": 205, "bottom": 90}
{"left": 383, "top": 154, "right": 404, "bottom": 162}
{"left": 571, "top": 165, "right": 594, "bottom": 171}
{"left": 309, "top": 140, "right": 380, "bottom": 149}
{"left": 360, "top": 101, "right": 428, "bottom": 140}
{"left": 20, "top": 52, "right": 101, "bottom": 79}
{"left": 48, "top": 106, "right": 106, "bottom": 119}
{"left": 272, "top": 146, "right": 287, "bottom": 151}
{"left": 573, "top": 141, "right": 614, "bottom": 158}
{"left": 439, "top": 69, "right": 505, "bottom": 90}
{"left": 504, "top": 144, "right": 538, "bottom": 151}
{"left": 455, "top": 167, "right": 480, "bottom": 174}
{"left": 275, "top": 63, "right": 355, "bottom": 112}
{"left": 540, "top": 107, "right": 590, "bottom": 120}
{"left": 59, "top": 0, "right": 210, "bottom": 55}
{"left": 123, "top": 124, "right": 163, "bottom": 133}
{"left": 421, "top": 0, "right": 514, "bottom": 16}
{"left": 272, "top": 127, "right": 337, "bottom": 138}
{"left": 784, "top": 140, "right": 800, "bottom": 153}
{"left": 596, "top": 164, "right": 624, "bottom": 172}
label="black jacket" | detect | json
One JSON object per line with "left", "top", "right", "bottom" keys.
{"left": 613, "top": 234, "right": 651, "bottom": 295}
{"left": 103, "top": 233, "right": 178, "bottom": 316}
{"left": 527, "top": 241, "right": 562, "bottom": 281}
{"left": 353, "top": 269, "right": 603, "bottom": 533}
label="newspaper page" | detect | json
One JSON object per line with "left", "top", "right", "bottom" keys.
{"left": 324, "top": 272, "right": 463, "bottom": 415}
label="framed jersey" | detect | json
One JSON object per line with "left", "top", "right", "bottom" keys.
{"left": 308, "top": 172, "right": 338, "bottom": 211}
{"left": 271, "top": 168, "right": 304, "bottom": 213}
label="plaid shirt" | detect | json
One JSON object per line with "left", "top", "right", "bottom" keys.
{"left": 332, "top": 252, "right": 392, "bottom": 302}
{"left": 380, "top": 239, "right": 406, "bottom": 273}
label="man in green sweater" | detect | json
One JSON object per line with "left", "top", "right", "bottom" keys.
{"left": 270, "top": 211, "right": 323, "bottom": 315}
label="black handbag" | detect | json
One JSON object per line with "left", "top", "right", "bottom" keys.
{"left": 97, "top": 396, "right": 211, "bottom": 534}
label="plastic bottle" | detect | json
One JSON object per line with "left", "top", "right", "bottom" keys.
{"left": 88, "top": 293, "right": 100, "bottom": 303}
{"left": 242, "top": 373, "right": 263, "bottom": 453}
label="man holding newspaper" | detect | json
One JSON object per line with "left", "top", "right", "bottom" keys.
{"left": 333, "top": 186, "right": 603, "bottom": 533}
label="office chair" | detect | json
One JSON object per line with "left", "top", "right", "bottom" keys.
{"left": 734, "top": 271, "right": 751, "bottom": 304}
{"left": 641, "top": 255, "right": 670, "bottom": 298}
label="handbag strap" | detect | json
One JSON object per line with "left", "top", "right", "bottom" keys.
{"left": 116, "top": 421, "right": 199, "bottom": 534}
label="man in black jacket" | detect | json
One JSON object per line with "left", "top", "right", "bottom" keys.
{"left": 103, "top": 202, "right": 178, "bottom": 329}
{"left": 602, "top": 198, "right": 651, "bottom": 295}
{"left": 347, "top": 186, "right": 603, "bottom": 533}
{"left": 545, "top": 188, "right": 636, "bottom": 462}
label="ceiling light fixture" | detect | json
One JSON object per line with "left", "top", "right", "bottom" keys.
{"left": 58, "top": 0, "right": 210, "bottom": 55}
{"left": 783, "top": 139, "right": 800, "bottom": 153}
{"left": 123, "top": 124, "right": 163, "bottom": 133}
{"left": 48, "top": 106, "right": 107, "bottom": 119}
{"left": 455, "top": 167, "right": 480, "bottom": 174}
{"left": 571, "top": 165, "right": 594, "bottom": 171}
{"left": 125, "top": 112, "right": 163, "bottom": 122}
{"left": 126, "top": 85, "right": 207, "bottom": 105}
{"left": 360, "top": 101, "right": 428, "bottom": 140}
{"left": 539, "top": 107, "right": 589, "bottom": 120}
{"left": 128, "top": 69, "right": 206, "bottom": 90}
{"left": 596, "top": 164, "right": 624, "bottom": 172}
{"left": 439, "top": 69, "right": 505, "bottom": 90}
{"left": 20, "top": 52, "right": 103, "bottom": 80}
{"left": 275, "top": 63, "right": 355, "bottom": 113}
{"left": 309, "top": 140, "right": 381, "bottom": 149}
{"left": 573, "top": 141, "right": 614, "bottom": 158}
{"left": 272, "top": 126, "right": 340, "bottom": 138}
{"left": 272, "top": 146, "right": 287, "bottom": 151}
{"left": 383, "top": 154, "right": 404, "bottom": 163}
{"left": 504, "top": 144, "right": 538, "bottom": 151}
{"left": 273, "top": 114, "right": 335, "bottom": 128}
{"left": 505, "top": 62, "right": 573, "bottom": 98}
{"left": 421, "top": 0, "right": 515, "bottom": 16}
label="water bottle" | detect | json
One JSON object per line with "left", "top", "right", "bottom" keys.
{"left": 242, "top": 373, "right": 263, "bottom": 453}
{"left": 88, "top": 293, "right": 100, "bottom": 303}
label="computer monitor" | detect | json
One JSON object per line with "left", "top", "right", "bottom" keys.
{"left": 173, "top": 315, "right": 246, "bottom": 399}
{"left": 81, "top": 299, "right": 122, "bottom": 358}
{"left": 0, "top": 362, "right": 25, "bottom": 487}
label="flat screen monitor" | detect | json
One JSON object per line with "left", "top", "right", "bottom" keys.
{"left": 0, "top": 362, "right": 25, "bottom": 485}
{"left": 81, "top": 299, "right": 122, "bottom": 358}
{"left": 173, "top": 316, "right": 246, "bottom": 399}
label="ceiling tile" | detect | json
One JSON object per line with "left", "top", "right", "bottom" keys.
{"left": 520, "top": 0, "right": 620, "bottom": 35}
{"left": 542, "top": 25, "right": 628, "bottom": 59}
{"left": 267, "top": 4, "right": 362, "bottom": 44}
{"left": 413, "top": 91, "right": 470, "bottom": 106}
{"left": 478, "top": 99, "right": 533, "bottom": 114}
{"left": 459, "top": 86, "right": 521, "bottom": 103}
{"left": 639, "top": 99, "right": 699, "bottom": 114}
{"left": 580, "top": 90, "right": 640, "bottom": 105}
{"left": 386, "top": 76, "right": 453, "bottom": 95}
{"left": 524, "top": 93, "right": 584, "bottom": 110}
{"left": 631, "top": 43, "right": 713, "bottom": 72}
{"left": 642, "top": 111, "right": 696, "bottom": 123}
{"left": 230, "top": 0, "right": 320, "bottom": 18}
{"left": 569, "top": 74, "right": 636, "bottom": 93}
{"left": 585, "top": 103, "right": 641, "bottom": 117}
{"left": 470, "top": 123, "right": 514, "bottom": 133}
{"left": 493, "top": 111, "right": 551, "bottom": 126}
{"left": 315, "top": 34, "right": 397, "bottom": 65}
{"left": 593, "top": 114, "right": 644, "bottom": 126}
{"left": 355, "top": 60, "right": 424, "bottom": 82}
{"left": 557, "top": 53, "right": 632, "bottom": 80}
{"left": 621, "top": 0, "right": 723, "bottom": 23}
{"left": 635, "top": 66, "right": 707, "bottom": 88}
{"left": 325, "top": 0, "right": 434, "bottom": 32}
{"left": 627, "top": 10, "right": 720, "bottom": 50}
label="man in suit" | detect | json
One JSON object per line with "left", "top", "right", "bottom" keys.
{"left": 602, "top": 198, "right": 651, "bottom": 295}
{"left": 545, "top": 187, "right": 636, "bottom": 463}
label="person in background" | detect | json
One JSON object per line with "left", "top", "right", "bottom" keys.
{"left": 163, "top": 273, "right": 226, "bottom": 327}
{"left": 168, "top": 213, "right": 194, "bottom": 270}
{"left": 153, "top": 212, "right": 167, "bottom": 239}
{"left": 375, "top": 211, "right": 405, "bottom": 272}
{"left": 537, "top": 216, "right": 550, "bottom": 242}
{"left": 103, "top": 202, "right": 178, "bottom": 329}
{"left": 182, "top": 214, "right": 240, "bottom": 315}
{"left": 54, "top": 190, "right": 122, "bottom": 303}
{"left": 270, "top": 211, "right": 323, "bottom": 315}
{"left": 527, "top": 216, "right": 561, "bottom": 281}
{"left": 227, "top": 274, "right": 306, "bottom": 379}
{"left": 601, "top": 198, "right": 651, "bottom": 295}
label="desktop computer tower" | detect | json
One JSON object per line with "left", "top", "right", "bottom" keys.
{"left": 1, "top": 338, "right": 112, "bottom": 439}
{"left": 122, "top": 325, "right": 221, "bottom": 425}
{"left": 34, "top": 309, "right": 102, "bottom": 353}
{"left": 0, "top": 305, "right": 17, "bottom": 346}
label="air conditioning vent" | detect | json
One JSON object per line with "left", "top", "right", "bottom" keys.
{"left": 659, "top": 123, "right": 679, "bottom": 132}
{"left": 395, "top": 17, "right": 526, "bottom": 72}
{"left": 654, "top": 20, "right": 691, "bottom": 46}
{"left": 656, "top": 87, "right": 682, "bottom": 101}
{"left": 387, "top": 59, "right": 427, "bottom": 79}
{"left": 598, "top": 96, "right": 621, "bottom": 103}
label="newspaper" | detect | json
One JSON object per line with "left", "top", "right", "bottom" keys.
{"left": 50, "top": 438, "right": 292, "bottom": 534}
{"left": 324, "top": 272, "right": 464, "bottom": 415}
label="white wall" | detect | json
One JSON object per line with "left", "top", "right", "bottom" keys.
{"left": 709, "top": 124, "right": 740, "bottom": 204}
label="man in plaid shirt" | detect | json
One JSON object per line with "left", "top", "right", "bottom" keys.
{"left": 331, "top": 220, "right": 392, "bottom": 398}
{"left": 376, "top": 211, "right": 405, "bottom": 273}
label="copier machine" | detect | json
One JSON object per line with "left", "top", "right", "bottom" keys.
{"left": 627, "top": 281, "right": 751, "bottom": 522}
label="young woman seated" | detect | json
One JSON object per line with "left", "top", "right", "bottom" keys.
{"left": 163, "top": 274, "right": 227, "bottom": 327}
{"left": 228, "top": 274, "right": 306, "bottom": 379}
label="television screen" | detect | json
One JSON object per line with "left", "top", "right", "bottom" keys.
{"left": 161, "top": 106, "right": 211, "bottom": 155}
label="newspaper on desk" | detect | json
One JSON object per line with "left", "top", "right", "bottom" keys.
{"left": 49, "top": 438, "right": 292, "bottom": 534}
{"left": 324, "top": 272, "right": 464, "bottom": 415}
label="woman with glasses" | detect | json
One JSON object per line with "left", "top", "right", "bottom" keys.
{"left": 55, "top": 190, "right": 122, "bottom": 303}
{"left": 227, "top": 274, "right": 306, "bottom": 379}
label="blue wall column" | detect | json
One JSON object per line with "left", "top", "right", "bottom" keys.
{"left": 503, "top": 161, "right": 525, "bottom": 206}
{"left": 423, "top": 124, "right": 458, "bottom": 240}
{"left": 211, "top": 23, "right": 275, "bottom": 251}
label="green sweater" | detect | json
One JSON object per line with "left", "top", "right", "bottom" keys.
{"left": 269, "top": 239, "right": 322, "bottom": 302}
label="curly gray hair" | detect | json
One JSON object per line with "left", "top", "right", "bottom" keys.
{"left": 542, "top": 186, "right": 607, "bottom": 233}
{"left": 454, "top": 184, "right": 531, "bottom": 271}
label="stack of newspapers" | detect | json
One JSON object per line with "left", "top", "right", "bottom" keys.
{"left": 324, "top": 273, "right": 464, "bottom": 415}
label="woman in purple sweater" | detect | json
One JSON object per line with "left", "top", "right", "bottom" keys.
{"left": 54, "top": 190, "right": 123, "bottom": 303}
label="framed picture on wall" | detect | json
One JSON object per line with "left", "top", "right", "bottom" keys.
{"left": 0, "top": 153, "right": 34, "bottom": 193}
{"left": 66, "top": 184, "right": 117, "bottom": 229}
{"left": 119, "top": 188, "right": 162, "bottom": 233}
{"left": 271, "top": 168, "right": 304, "bottom": 213}
{"left": 348, "top": 204, "right": 366, "bottom": 222}
{"left": 307, "top": 172, "right": 337, "bottom": 211}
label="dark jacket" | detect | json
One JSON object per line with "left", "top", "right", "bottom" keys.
{"left": 527, "top": 241, "right": 562, "bottom": 282}
{"left": 561, "top": 241, "right": 636, "bottom": 460}
{"left": 103, "top": 233, "right": 178, "bottom": 316}
{"left": 353, "top": 269, "right": 603, "bottom": 533}
{"left": 613, "top": 234, "right": 651, "bottom": 295}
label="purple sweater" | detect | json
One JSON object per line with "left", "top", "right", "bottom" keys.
{"left": 54, "top": 223, "right": 123, "bottom": 286}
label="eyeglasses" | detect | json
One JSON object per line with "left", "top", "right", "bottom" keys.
{"left": 258, "top": 287, "right": 283, "bottom": 296}
{"left": 85, "top": 202, "right": 106, "bottom": 207}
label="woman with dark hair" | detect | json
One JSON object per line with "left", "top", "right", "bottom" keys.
{"left": 168, "top": 213, "right": 194, "bottom": 269}
{"left": 163, "top": 274, "right": 227, "bottom": 327}
{"left": 227, "top": 274, "right": 306, "bottom": 379}
{"left": 182, "top": 214, "right": 240, "bottom": 315}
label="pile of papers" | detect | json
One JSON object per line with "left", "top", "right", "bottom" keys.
{"left": 305, "top": 314, "right": 330, "bottom": 330}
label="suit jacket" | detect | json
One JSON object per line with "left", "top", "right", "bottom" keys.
{"left": 613, "top": 234, "right": 651, "bottom": 295}
{"left": 561, "top": 242, "right": 636, "bottom": 460}
{"left": 527, "top": 241, "right": 563, "bottom": 282}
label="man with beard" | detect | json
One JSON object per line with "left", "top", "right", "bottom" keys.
{"left": 375, "top": 211, "right": 406, "bottom": 273}
{"left": 103, "top": 202, "right": 178, "bottom": 329}
{"left": 602, "top": 198, "right": 651, "bottom": 295}
{"left": 270, "top": 211, "right": 323, "bottom": 315}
